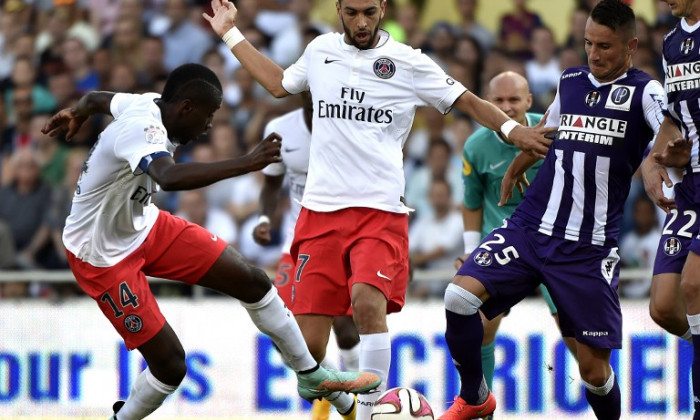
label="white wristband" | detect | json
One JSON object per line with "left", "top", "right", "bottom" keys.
{"left": 500, "top": 119, "right": 520, "bottom": 140}
{"left": 257, "top": 215, "right": 271, "bottom": 226}
{"left": 463, "top": 231, "right": 481, "bottom": 254}
{"left": 222, "top": 27, "right": 245, "bottom": 49}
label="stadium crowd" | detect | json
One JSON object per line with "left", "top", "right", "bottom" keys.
{"left": 0, "top": 0, "right": 674, "bottom": 299}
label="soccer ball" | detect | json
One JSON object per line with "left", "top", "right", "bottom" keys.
{"left": 370, "top": 387, "right": 434, "bottom": 420}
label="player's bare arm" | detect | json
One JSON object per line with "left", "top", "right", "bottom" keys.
{"left": 203, "top": 0, "right": 288, "bottom": 98}
{"left": 455, "top": 206, "right": 483, "bottom": 269}
{"left": 499, "top": 152, "right": 539, "bottom": 206}
{"left": 147, "top": 133, "right": 282, "bottom": 191}
{"left": 41, "top": 91, "right": 116, "bottom": 140}
{"left": 641, "top": 116, "right": 684, "bottom": 212}
{"left": 453, "top": 91, "right": 553, "bottom": 158}
{"left": 253, "top": 174, "right": 285, "bottom": 245}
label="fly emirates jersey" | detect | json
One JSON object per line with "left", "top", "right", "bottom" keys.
{"left": 261, "top": 108, "right": 311, "bottom": 254}
{"left": 282, "top": 30, "right": 467, "bottom": 213}
{"left": 63, "top": 93, "right": 175, "bottom": 267}
{"left": 663, "top": 18, "right": 700, "bottom": 173}
{"left": 512, "top": 67, "right": 665, "bottom": 247}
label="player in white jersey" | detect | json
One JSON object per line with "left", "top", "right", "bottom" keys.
{"left": 253, "top": 92, "right": 362, "bottom": 420}
{"left": 204, "top": 1, "right": 552, "bottom": 417}
{"left": 40, "top": 63, "right": 380, "bottom": 420}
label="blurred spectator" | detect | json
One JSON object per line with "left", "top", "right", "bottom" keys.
{"left": 62, "top": 37, "right": 99, "bottom": 94}
{"left": 425, "top": 22, "right": 456, "bottom": 71}
{"left": 176, "top": 189, "right": 238, "bottom": 245}
{"left": 48, "top": 72, "right": 78, "bottom": 110}
{"left": 453, "top": 35, "right": 485, "bottom": 95}
{"left": 4, "top": 56, "right": 57, "bottom": 115}
{"left": 136, "top": 36, "right": 168, "bottom": 89}
{"left": 408, "top": 178, "right": 463, "bottom": 297}
{"left": 0, "top": 3, "right": 28, "bottom": 80}
{"left": 0, "top": 147, "right": 53, "bottom": 269}
{"left": 559, "top": 45, "right": 585, "bottom": 71}
{"left": 565, "top": 6, "right": 589, "bottom": 62}
{"left": 454, "top": 0, "right": 495, "bottom": 53}
{"left": 619, "top": 195, "right": 661, "bottom": 299}
{"left": 32, "top": 113, "right": 69, "bottom": 187}
{"left": 393, "top": 1, "right": 426, "bottom": 49}
{"left": 108, "top": 15, "right": 144, "bottom": 71}
{"left": 525, "top": 26, "right": 560, "bottom": 112}
{"left": 498, "top": 0, "right": 542, "bottom": 60}
{"left": 0, "top": 220, "right": 16, "bottom": 269}
{"left": 91, "top": 46, "right": 113, "bottom": 90}
{"left": 150, "top": 0, "right": 214, "bottom": 71}
{"left": 1, "top": 280, "right": 29, "bottom": 298}
{"left": 270, "top": 0, "right": 332, "bottom": 67}
{"left": 405, "top": 138, "right": 462, "bottom": 218}
{"left": 2, "top": 87, "right": 34, "bottom": 162}
{"left": 47, "top": 147, "right": 87, "bottom": 266}
{"left": 107, "top": 62, "right": 138, "bottom": 93}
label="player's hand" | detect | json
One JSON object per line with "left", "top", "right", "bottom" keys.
{"left": 499, "top": 166, "right": 529, "bottom": 206}
{"left": 641, "top": 158, "right": 676, "bottom": 213}
{"left": 41, "top": 108, "right": 88, "bottom": 141}
{"left": 244, "top": 132, "right": 282, "bottom": 171}
{"left": 253, "top": 222, "right": 272, "bottom": 245}
{"left": 509, "top": 113, "right": 555, "bottom": 159}
{"left": 203, "top": 0, "right": 238, "bottom": 38}
{"left": 454, "top": 253, "right": 470, "bottom": 270}
{"left": 652, "top": 137, "right": 692, "bottom": 168}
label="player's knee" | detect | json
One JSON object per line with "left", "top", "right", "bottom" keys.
{"left": 579, "top": 367, "right": 609, "bottom": 388}
{"left": 151, "top": 348, "right": 187, "bottom": 386}
{"left": 444, "top": 283, "right": 482, "bottom": 316}
{"left": 649, "top": 299, "right": 678, "bottom": 326}
{"left": 681, "top": 274, "right": 700, "bottom": 301}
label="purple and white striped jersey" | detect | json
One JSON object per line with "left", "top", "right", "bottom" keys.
{"left": 511, "top": 67, "right": 665, "bottom": 247}
{"left": 663, "top": 18, "right": 700, "bottom": 174}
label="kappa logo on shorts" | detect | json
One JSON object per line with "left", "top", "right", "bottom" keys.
{"left": 664, "top": 237, "right": 682, "bottom": 256}
{"left": 124, "top": 314, "right": 143, "bottom": 333}
{"left": 473, "top": 251, "right": 493, "bottom": 266}
{"left": 600, "top": 248, "right": 620, "bottom": 284}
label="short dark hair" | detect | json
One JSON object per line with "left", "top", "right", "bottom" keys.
{"left": 591, "top": 0, "right": 636, "bottom": 36}
{"left": 161, "top": 63, "right": 222, "bottom": 106}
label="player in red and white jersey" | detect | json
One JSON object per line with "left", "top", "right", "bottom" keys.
{"left": 204, "top": 1, "right": 552, "bottom": 417}
{"left": 42, "top": 63, "right": 380, "bottom": 420}
{"left": 253, "top": 92, "right": 361, "bottom": 420}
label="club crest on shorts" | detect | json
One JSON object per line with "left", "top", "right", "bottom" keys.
{"left": 584, "top": 90, "right": 601, "bottom": 107}
{"left": 681, "top": 37, "right": 695, "bottom": 55}
{"left": 473, "top": 250, "right": 492, "bottom": 266}
{"left": 124, "top": 314, "right": 143, "bottom": 333}
{"left": 664, "top": 237, "right": 682, "bottom": 256}
{"left": 373, "top": 58, "right": 396, "bottom": 79}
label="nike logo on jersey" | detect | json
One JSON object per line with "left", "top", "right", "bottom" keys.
{"left": 324, "top": 57, "right": 341, "bottom": 64}
{"left": 284, "top": 147, "right": 300, "bottom": 153}
{"left": 376, "top": 270, "right": 391, "bottom": 281}
{"left": 489, "top": 160, "right": 507, "bottom": 170}
{"left": 211, "top": 235, "right": 218, "bottom": 242}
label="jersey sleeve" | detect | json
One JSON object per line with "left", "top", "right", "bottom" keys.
{"left": 113, "top": 120, "right": 171, "bottom": 175}
{"left": 461, "top": 140, "right": 484, "bottom": 210}
{"left": 412, "top": 53, "right": 468, "bottom": 114}
{"left": 281, "top": 42, "right": 311, "bottom": 95}
{"left": 641, "top": 80, "right": 666, "bottom": 135}
{"left": 109, "top": 93, "right": 140, "bottom": 118}
{"left": 261, "top": 119, "right": 286, "bottom": 176}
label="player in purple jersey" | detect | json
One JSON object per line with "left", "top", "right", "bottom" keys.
{"left": 440, "top": 1, "right": 665, "bottom": 419}
{"left": 641, "top": 0, "right": 700, "bottom": 417}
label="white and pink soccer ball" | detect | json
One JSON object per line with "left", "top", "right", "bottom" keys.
{"left": 370, "top": 387, "right": 434, "bottom": 420}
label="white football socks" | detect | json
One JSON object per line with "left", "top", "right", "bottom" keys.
{"left": 241, "top": 287, "right": 317, "bottom": 372}
{"left": 339, "top": 343, "right": 360, "bottom": 371}
{"left": 116, "top": 368, "right": 177, "bottom": 420}
{"left": 356, "top": 333, "right": 391, "bottom": 420}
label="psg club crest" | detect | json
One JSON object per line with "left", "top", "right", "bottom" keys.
{"left": 584, "top": 90, "right": 601, "bottom": 107}
{"left": 681, "top": 37, "right": 695, "bottom": 55}
{"left": 664, "top": 237, "right": 682, "bottom": 256}
{"left": 124, "top": 314, "right": 143, "bottom": 333}
{"left": 473, "top": 251, "right": 492, "bottom": 267}
{"left": 373, "top": 58, "right": 396, "bottom": 79}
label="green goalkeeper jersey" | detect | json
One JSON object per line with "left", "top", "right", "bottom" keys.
{"left": 462, "top": 113, "right": 544, "bottom": 239}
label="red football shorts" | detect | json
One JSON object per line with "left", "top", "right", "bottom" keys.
{"left": 274, "top": 253, "right": 295, "bottom": 309}
{"left": 67, "top": 210, "right": 227, "bottom": 350}
{"left": 290, "top": 207, "right": 409, "bottom": 316}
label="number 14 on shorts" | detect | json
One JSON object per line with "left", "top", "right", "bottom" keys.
{"left": 101, "top": 281, "right": 140, "bottom": 318}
